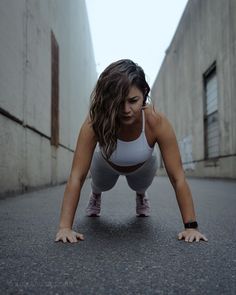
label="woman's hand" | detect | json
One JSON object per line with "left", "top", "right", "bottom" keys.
{"left": 55, "top": 228, "right": 84, "bottom": 243}
{"left": 178, "top": 229, "right": 208, "bottom": 243}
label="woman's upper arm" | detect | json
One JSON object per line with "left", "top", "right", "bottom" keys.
{"left": 155, "top": 113, "right": 184, "bottom": 183}
{"left": 69, "top": 117, "right": 97, "bottom": 183}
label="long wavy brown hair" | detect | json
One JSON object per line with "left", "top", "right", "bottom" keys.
{"left": 89, "top": 59, "right": 150, "bottom": 159}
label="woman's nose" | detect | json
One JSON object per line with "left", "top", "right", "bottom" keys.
{"left": 123, "top": 102, "right": 130, "bottom": 113}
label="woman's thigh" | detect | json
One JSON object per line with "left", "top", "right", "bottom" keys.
{"left": 90, "top": 151, "right": 120, "bottom": 192}
{"left": 126, "top": 154, "right": 158, "bottom": 193}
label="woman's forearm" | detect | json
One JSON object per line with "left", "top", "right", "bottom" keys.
{"left": 59, "top": 177, "right": 83, "bottom": 229}
{"left": 172, "top": 178, "right": 196, "bottom": 224}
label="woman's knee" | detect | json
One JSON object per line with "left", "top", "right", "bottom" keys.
{"left": 126, "top": 178, "right": 152, "bottom": 192}
{"left": 91, "top": 179, "right": 118, "bottom": 192}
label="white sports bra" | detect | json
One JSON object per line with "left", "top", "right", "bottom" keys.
{"left": 102, "top": 110, "right": 154, "bottom": 166}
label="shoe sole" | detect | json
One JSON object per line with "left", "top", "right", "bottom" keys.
{"left": 136, "top": 213, "right": 150, "bottom": 217}
{"left": 86, "top": 213, "right": 100, "bottom": 217}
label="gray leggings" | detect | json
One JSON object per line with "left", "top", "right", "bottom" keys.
{"left": 90, "top": 151, "right": 158, "bottom": 194}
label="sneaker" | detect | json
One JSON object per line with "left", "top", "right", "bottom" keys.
{"left": 136, "top": 193, "right": 150, "bottom": 217}
{"left": 86, "top": 192, "right": 101, "bottom": 217}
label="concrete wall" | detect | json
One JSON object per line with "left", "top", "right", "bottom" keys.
{"left": 0, "top": 0, "right": 97, "bottom": 196}
{"left": 151, "top": 0, "right": 236, "bottom": 178}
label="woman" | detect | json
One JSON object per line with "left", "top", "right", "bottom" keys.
{"left": 55, "top": 59, "right": 208, "bottom": 244}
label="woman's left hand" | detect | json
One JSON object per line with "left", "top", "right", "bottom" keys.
{"left": 178, "top": 229, "right": 208, "bottom": 243}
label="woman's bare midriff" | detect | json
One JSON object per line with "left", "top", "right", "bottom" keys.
{"left": 105, "top": 158, "right": 145, "bottom": 173}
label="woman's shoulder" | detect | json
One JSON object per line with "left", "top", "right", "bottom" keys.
{"left": 143, "top": 104, "right": 167, "bottom": 128}
{"left": 80, "top": 114, "right": 97, "bottom": 139}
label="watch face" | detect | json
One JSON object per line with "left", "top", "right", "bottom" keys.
{"left": 185, "top": 222, "right": 198, "bottom": 229}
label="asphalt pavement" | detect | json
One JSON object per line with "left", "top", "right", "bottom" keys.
{"left": 0, "top": 176, "right": 236, "bottom": 295}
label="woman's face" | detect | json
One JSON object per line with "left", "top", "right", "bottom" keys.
{"left": 119, "top": 85, "right": 144, "bottom": 125}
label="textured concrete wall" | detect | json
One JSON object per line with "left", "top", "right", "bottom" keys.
{"left": 0, "top": 0, "right": 97, "bottom": 196}
{"left": 151, "top": 0, "right": 236, "bottom": 178}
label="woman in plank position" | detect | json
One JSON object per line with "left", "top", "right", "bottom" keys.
{"left": 55, "top": 59, "right": 208, "bottom": 243}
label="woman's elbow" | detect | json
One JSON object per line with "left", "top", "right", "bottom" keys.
{"left": 169, "top": 170, "right": 186, "bottom": 188}
{"left": 67, "top": 173, "right": 87, "bottom": 189}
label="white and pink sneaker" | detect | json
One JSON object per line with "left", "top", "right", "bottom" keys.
{"left": 136, "top": 193, "right": 150, "bottom": 217}
{"left": 86, "top": 192, "right": 101, "bottom": 217}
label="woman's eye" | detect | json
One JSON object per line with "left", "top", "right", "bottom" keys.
{"left": 130, "top": 100, "right": 138, "bottom": 104}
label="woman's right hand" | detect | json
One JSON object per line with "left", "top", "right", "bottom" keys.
{"left": 55, "top": 228, "right": 84, "bottom": 243}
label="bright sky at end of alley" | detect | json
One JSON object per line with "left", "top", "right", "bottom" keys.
{"left": 85, "top": 0, "right": 188, "bottom": 87}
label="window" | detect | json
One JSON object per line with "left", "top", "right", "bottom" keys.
{"left": 203, "top": 63, "right": 220, "bottom": 159}
{"left": 51, "top": 30, "right": 59, "bottom": 147}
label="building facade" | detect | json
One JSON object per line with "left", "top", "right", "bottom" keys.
{"left": 0, "top": 0, "right": 97, "bottom": 196}
{"left": 151, "top": 0, "right": 236, "bottom": 178}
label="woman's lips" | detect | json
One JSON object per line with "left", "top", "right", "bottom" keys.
{"left": 122, "top": 116, "right": 132, "bottom": 120}
{"left": 122, "top": 115, "right": 132, "bottom": 119}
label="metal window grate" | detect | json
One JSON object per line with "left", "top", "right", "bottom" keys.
{"left": 51, "top": 30, "right": 59, "bottom": 147}
{"left": 203, "top": 63, "right": 219, "bottom": 159}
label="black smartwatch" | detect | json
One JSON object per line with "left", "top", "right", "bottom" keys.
{"left": 184, "top": 221, "right": 198, "bottom": 229}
